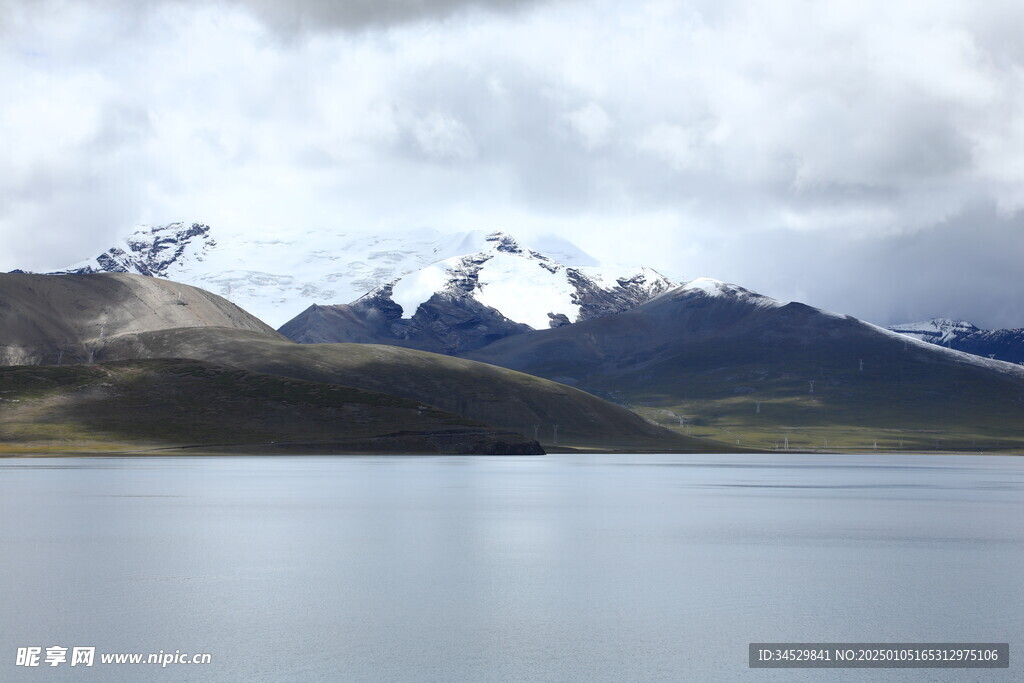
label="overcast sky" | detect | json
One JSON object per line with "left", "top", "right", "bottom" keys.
{"left": 2, "top": 0, "right": 1023, "bottom": 327}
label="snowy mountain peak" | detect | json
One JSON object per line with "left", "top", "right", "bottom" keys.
{"left": 888, "top": 318, "right": 981, "bottom": 344}
{"left": 483, "top": 231, "right": 525, "bottom": 254}
{"left": 680, "top": 276, "right": 731, "bottom": 295}
{"left": 62, "top": 222, "right": 215, "bottom": 278}
{"left": 278, "top": 231, "right": 679, "bottom": 352}
{"left": 679, "top": 277, "right": 784, "bottom": 309}
{"left": 382, "top": 234, "right": 677, "bottom": 330}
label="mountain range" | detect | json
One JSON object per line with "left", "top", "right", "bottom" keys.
{"left": 46, "top": 223, "right": 674, "bottom": 332}
{"left": 39, "top": 222, "right": 1023, "bottom": 370}
{"left": 462, "top": 277, "right": 1024, "bottom": 451}
{"left": 888, "top": 318, "right": 1024, "bottom": 365}
{"left": 0, "top": 272, "right": 708, "bottom": 454}
{"left": 8, "top": 222, "right": 1024, "bottom": 454}
{"left": 278, "top": 231, "right": 674, "bottom": 354}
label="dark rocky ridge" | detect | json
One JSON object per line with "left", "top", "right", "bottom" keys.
{"left": 279, "top": 284, "right": 533, "bottom": 355}
{"left": 568, "top": 269, "right": 674, "bottom": 321}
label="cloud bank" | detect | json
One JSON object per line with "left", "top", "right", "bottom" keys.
{"left": 2, "top": 0, "right": 1023, "bottom": 327}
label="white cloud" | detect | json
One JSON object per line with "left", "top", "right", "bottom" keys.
{"left": 410, "top": 111, "right": 479, "bottom": 160}
{"left": 637, "top": 123, "right": 704, "bottom": 172}
{"left": 563, "top": 102, "right": 611, "bottom": 150}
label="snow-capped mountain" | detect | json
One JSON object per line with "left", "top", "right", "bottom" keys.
{"left": 887, "top": 319, "right": 981, "bottom": 345}
{"left": 888, "top": 318, "right": 1024, "bottom": 364}
{"left": 57, "top": 222, "right": 217, "bottom": 278}
{"left": 41, "top": 223, "right": 677, "bottom": 333}
{"left": 278, "top": 232, "right": 677, "bottom": 353}
{"left": 44, "top": 223, "right": 536, "bottom": 327}
{"left": 384, "top": 232, "right": 675, "bottom": 329}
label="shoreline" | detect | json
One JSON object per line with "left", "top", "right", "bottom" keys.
{"left": 3, "top": 445, "right": 1021, "bottom": 458}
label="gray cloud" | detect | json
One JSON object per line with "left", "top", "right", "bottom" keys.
{"left": 0, "top": 0, "right": 551, "bottom": 39}
{"left": 850, "top": 205, "right": 1024, "bottom": 329}
{"left": 678, "top": 203, "right": 1024, "bottom": 330}
{"left": 229, "top": 0, "right": 548, "bottom": 33}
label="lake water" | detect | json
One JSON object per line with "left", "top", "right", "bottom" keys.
{"left": 1, "top": 453, "right": 1021, "bottom": 681}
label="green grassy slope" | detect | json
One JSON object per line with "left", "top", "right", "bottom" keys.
{"left": 0, "top": 359, "right": 542, "bottom": 455}
{"left": 94, "top": 327, "right": 724, "bottom": 452}
{"left": 626, "top": 330, "right": 1024, "bottom": 452}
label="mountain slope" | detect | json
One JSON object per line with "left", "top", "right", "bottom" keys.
{"left": 0, "top": 271, "right": 279, "bottom": 366}
{"left": 93, "top": 328, "right": 717, "bottom": 452}
{"left": 55, "top": 222, "right": 217, "bottom": 278}
{"left": 0, "top": 359, "right": 540, "bottom": 455}
{"left": 279, "top": 286, "right": 534, "bottom": 354}
{"left": 466, "top": 278, "right": 1024, "bottom": 451}
{"left": 889, "top": 318, "right": 1024, "bottom": 364}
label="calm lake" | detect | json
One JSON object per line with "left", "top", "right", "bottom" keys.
{"left": 1, "top": 453, "right": 1021, "bottom": 681}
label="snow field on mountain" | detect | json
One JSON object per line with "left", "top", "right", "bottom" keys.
{"left": 473, "top": 253, "right": 581, "bottom": 329}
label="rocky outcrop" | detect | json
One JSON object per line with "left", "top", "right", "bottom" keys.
{"left": 62, "top": 223, "right": 214, "bottom": 278}
{"left": 568, "top": 268, "right": 675, "bottom": 321}
{"left": 279, "top": 284, "right": 533, "bottom": 355}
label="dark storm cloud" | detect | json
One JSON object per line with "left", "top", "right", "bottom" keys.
{"left": 0, "top": 0, "right": 549, "bottom": 38}
{"left": 854, "top": 205, "right": 1024, "bottom": 329}
{"left": 690, "top": 203, "right": 1024, "bottom": 330}
{"left": 231, "top": 0, "right": 548, "bottom": 33}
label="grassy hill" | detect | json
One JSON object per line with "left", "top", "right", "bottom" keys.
{"left": 94, "top": 327, "right": 721, "bottom": 452}
{"left": 0, "top": 359, "right": 541, "bottom": 455}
